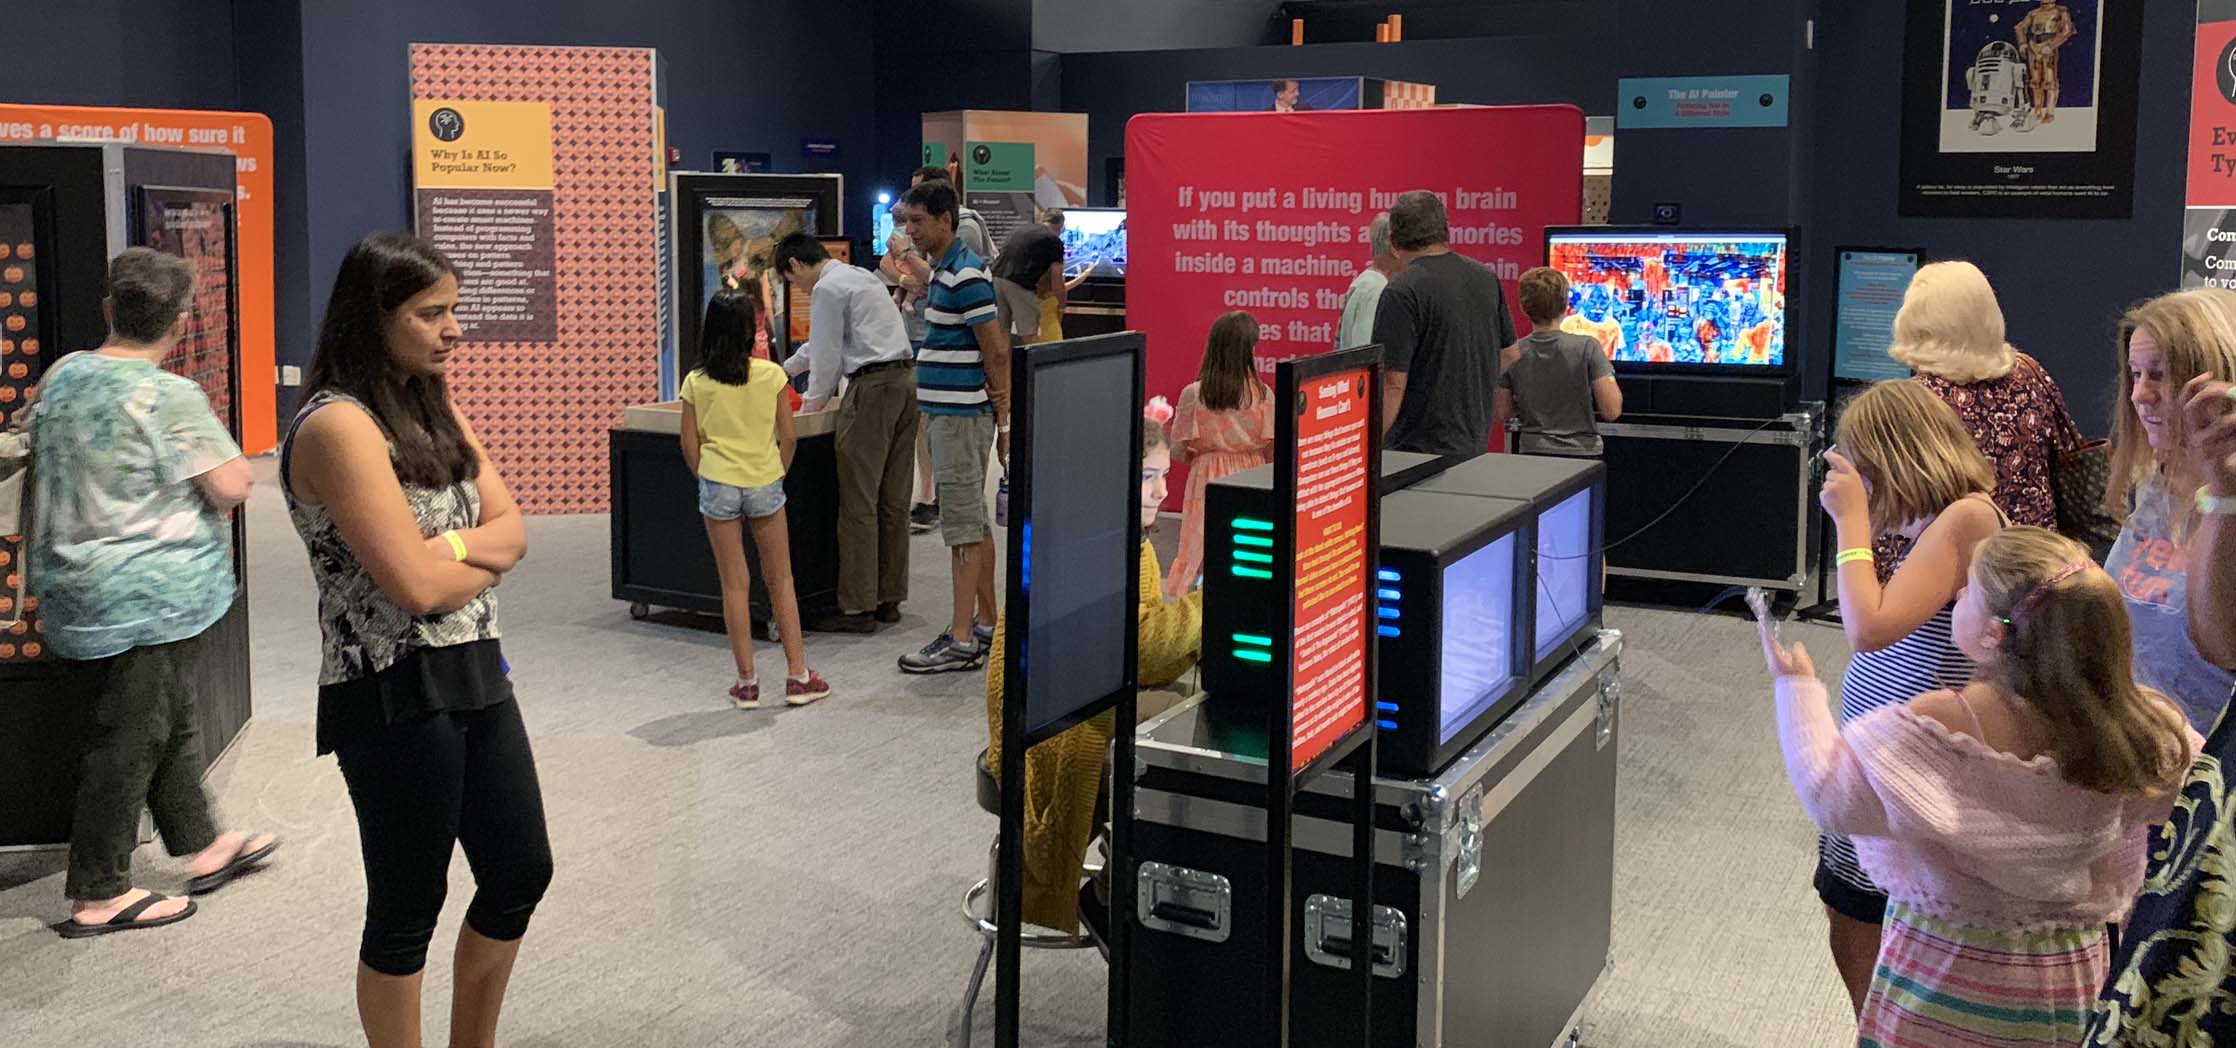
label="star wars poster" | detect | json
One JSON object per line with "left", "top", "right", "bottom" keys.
{"left": 1899, "top": 0, "right": 2140, "bottom": 219}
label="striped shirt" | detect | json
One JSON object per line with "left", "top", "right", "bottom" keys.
{"left": 918, "top": 238, "right": 998, "bottom": 415}
{"left": 1818, "top": 543, "right": 1977, "bottom": 896}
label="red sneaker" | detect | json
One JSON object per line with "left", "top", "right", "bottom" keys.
{"left": 785, "top": 670, "right": 831, "bottom": 706}
{"left": 729, "top": 678, "right": 761, "bottom": 710}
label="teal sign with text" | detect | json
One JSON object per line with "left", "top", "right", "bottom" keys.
{"left": 965, "top": 141, "right": 1035, "bottom": 193}
{"left": 1618, "top": 75, "right": 1790, "bottom": 129}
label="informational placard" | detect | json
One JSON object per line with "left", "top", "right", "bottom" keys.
{"left": 1832, "top": 248, "right": 1923, "bottom": 383}
{"left": 2183, "top": 2, "right": 2236, "bottom": 287}
{"left": 1289, "top": 367, "right": 1373, "bottom": 772}
{"left": 139, "top": 189, "right": 238, "bottom": 434}
{"left": 412, "top": 99, "right": 558, "bottom": 342}
{"left": 1616, "top": 75, "right": 1790, "bottom": 129}
{"left": 966, "top": 140, "right": 1038, "bottom": 246}
{"left": 0, "top": 199, "right": 48, "bottom": 664}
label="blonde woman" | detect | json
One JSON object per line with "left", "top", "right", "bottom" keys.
{"left": 1814, "top": 379, "right": 2006, "bottom": 1015}
{"left": 1889, "top": 261, "right": 2084, "bottom": 532}
{"left": 2101, "top": 288, "right": 2236, "bottom": 732}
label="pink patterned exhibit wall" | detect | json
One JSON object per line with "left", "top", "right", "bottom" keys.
{"left": 410, "top": 43, "right": 659, "bottom": 514}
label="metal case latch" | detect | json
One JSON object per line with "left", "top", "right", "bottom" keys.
{"left": 1302, "top": 895, "right": 1408, "bottom": 978}
{"left": 1454, "top": 784, "right": 1486, "bottom": 900}
{"left": 1596, "top": 675, "right": 1622, "bottom": 750}
{"left": 1136, "top": 862, "right": 1232, "bottom": 943}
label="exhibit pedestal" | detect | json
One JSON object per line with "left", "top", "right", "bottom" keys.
{"left": 609, "top": 401, "right": 843, "bottom": 630}
{"left": 1120, "top": 632, "right": 1622, "bottom": 1048}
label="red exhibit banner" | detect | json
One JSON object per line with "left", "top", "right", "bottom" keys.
{"left": 2183, "top": 9, "right": 2236, "bottom": 287}
{"left": 1290, "top": 368, "right": 1373, "bottom": 772}
{"left": 1128, "top": 105, "right": 1584, "bottom": 499}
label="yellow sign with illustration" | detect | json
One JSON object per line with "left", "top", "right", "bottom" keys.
{"left": 413, "top": 100, "right": 554, "bottom": 190}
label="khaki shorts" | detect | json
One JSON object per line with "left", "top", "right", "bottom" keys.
{"left": 993, "top": 277, "right": 1041, "bottom": 340}
{"left": 925, "top": 411, "right": 996, "bottom": 547}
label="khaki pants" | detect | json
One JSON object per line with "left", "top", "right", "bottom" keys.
{"left": 835, "top": 365, "right": 920, "bottom": 612}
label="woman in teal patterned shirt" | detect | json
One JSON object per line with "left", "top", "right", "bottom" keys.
{"left": 25, "top": 247, "right": 276, "bottom": 938}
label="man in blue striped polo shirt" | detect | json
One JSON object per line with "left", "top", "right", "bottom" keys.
{"left": 894, "top": 179, "right": 1011, "bottom": 673}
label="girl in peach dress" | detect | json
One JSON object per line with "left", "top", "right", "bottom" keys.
{"left": 1166, "top": 311, "right": 1275, "bottom": 600}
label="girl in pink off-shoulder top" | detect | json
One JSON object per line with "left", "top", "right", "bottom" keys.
{"left": 1765, "top": 527, "right": 2198, "bottom": 1048}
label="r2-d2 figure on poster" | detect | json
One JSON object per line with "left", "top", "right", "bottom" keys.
{"left": 1965, "top": 41, "right": 2030, "bottom": 137}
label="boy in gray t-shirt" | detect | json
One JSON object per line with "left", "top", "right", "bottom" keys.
{"left": 1496, "top": 266, "right": 1624, "bottom": 456}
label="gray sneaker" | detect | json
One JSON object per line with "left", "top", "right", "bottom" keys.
{"left": 972, "top": 618, "right": 995, "bottom": 649}
{"left": 898, "top": 632, "right": 986, "bottom": 674}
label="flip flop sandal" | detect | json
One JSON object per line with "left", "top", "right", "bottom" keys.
{"left": 55, "top": 892, "right": 197, "bottom": 939}
{"left": 186, "top": 836, "right": 280, "bottom": 896}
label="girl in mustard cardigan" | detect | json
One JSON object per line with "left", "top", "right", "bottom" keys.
{"left": 984, "top": 398, "right": 1202, "bottom": 933}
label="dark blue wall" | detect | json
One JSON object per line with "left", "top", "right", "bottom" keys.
{"left": 296, "top": 0, "right": 877, "bottom": 377}
{"left": 1809, "top": 0, "right": 2193, "bottom": 436}
{"left": 6, "top": 0, "right": 241, "bottom": 113}
{"left": 1058, "top": 25, "right": 1620, "bottom": 206}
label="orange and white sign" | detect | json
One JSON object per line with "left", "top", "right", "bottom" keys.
{"left": 0, "top": 104, "right": 277, "bottom": 452}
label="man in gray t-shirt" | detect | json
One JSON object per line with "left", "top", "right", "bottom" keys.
{"left": 1496, "top": 266, "right": 1623, "bottom": 456}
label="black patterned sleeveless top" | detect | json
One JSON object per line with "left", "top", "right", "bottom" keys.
{"left": 281, "top": 391, "right": 500, "bottom": 685}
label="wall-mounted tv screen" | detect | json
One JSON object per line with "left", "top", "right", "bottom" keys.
{"left": 1545, "top": 230, "right": 1790, "bottom": 373}
{"left": 1059, "top": 207, "right": 1126, "bottom": 281}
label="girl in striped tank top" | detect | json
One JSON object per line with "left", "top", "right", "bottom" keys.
{"left": 1814, "top": 380, "right": 2007, "bottom": 1016}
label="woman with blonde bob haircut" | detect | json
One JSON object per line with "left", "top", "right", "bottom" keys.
{"left": 1807, "top": 378, "right": 2006, "bottom": 1015}
{"left": 2101, "top": 287, "right": 2236, "bottom": 731}
{"left": 1887, "top": 261, "right": 2082, "bottom": 536}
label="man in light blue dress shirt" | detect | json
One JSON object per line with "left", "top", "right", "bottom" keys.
{"left": 777, "top": 233, "right": 920, "bottom": 632}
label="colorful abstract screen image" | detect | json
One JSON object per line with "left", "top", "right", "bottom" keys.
{"left": 1546, "top": 232, "right": 1790, "bottom": 370}
{"left": 1059, "top": 207, "right": 1126, "bottom": 280}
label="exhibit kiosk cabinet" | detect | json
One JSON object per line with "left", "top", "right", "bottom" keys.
{"left": 0, "top": 141, "right": 251, "bottom": 849}
{"left": 1122, "top": 631, "right": 1622, "bottom": 1048}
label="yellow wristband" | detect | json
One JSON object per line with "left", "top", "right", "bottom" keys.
{"left": 2200, "top": 490, "right": 2236, "bottom": 517}
{"left": 1835, "top": 547, "right": 1874, "bottom": 567}
{"left": 443, "top": 530, "right": 469, "bottom": 562}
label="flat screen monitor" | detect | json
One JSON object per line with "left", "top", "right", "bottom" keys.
{"left": 1059, "top": 207, "right": 1126, "bottom": 281}
{"left": 1544, "top": 229, "right": 1791, "bottom": 374}
{"left": 1438, "top": 531, "right": 1519, "bottom": 744}
{"left": 1020, "top": 348, "right": 1136, "bottom": 733}
{"left": 870, "top": 205, "right": 896, "bottom": 256}
{"left": 1534, "top": 486, "right": 1595, "bottom": 662}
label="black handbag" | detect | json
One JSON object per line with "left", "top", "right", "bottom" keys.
{"left": 2052, "top": 439, "right": 2123, "bottom": 552}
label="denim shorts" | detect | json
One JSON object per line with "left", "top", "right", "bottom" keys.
{"left": 698, "top": 477, "right": 787, "bottom": 521}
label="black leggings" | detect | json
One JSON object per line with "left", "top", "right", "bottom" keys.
{"left": 334, "top": 699, "right": 553, "bottom": 976}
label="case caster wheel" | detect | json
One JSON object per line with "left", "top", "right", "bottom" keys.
{"left": 628, "top": 602, "right": 651, "bottom": 621}
{"left": 1566, "top": 1028, "right": 1581, "bottom": 1048}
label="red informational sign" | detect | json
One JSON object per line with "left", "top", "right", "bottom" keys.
{"left": 1290, "top": 367, "right": 1373, "bottom": 772}
{"left": 2183, "top": 10, "right": 2236, "bottom": 287}
{"left": 2187, "top": 15, "right": 2236, "bottom": 210}
{"left": 1128, "top": 105, "right": 1583, "bottom": 502}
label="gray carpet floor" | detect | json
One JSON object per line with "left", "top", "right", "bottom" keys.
{"left": 0, "top": 458, "right": 1859, "bottom": 1047}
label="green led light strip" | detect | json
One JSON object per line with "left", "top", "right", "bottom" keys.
{"left": 1231, "top": 517, "right": 1273, "bottom": 532}
{"left": 1233, "top": 551, "right": 1273, "bottom": 564}
{"left": 1233, "top": 534, "right": 1273, "bottom": 548}
{"left": 1231, "top": 565, "right": 1274, "bottom": 579}
{"left": 1231, "top": 633, "right": 1273, "bottom": 647}
{"left": 1233, "top": 649, "right": 1273, "bottom": 663}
